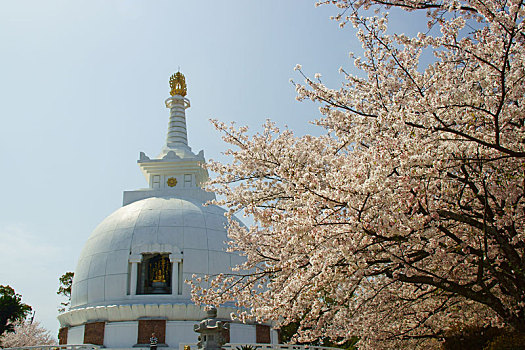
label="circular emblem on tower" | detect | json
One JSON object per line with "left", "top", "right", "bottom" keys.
{"left": 167, "top": 177, "right": 177, "bottom": 187}
{"left": 169, "top": 72, "right": 187, "bottom": 97}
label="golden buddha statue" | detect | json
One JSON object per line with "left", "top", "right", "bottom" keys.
{"left": 152, "top": 260, "right": 166, "bottom": 283}
{"left": 152, "top": 268, "right": 165, "bottom": 283}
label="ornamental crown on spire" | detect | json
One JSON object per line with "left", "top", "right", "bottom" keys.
{"left": 169, "top": 72, "right": 187, "bottom": 97}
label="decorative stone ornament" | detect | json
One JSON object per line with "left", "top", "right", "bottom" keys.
{"left": 194, "top": 307, "right": 229, "bottom": 350}
{"left": 170, "top": 72, "right": 187, "bottom": 97}
{"left": 167, "top": 177, "right": 177, "bottom": 187}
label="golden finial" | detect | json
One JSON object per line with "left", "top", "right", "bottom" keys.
{"left": 169, "top": 71, "right": 187, "bottom": 97}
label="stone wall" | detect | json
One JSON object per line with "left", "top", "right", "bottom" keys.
{"left": 137, "top": 320, "right": 166, "bottom": 345}
{"left": 83, "top": 322, "right": 105, "bottom": 345}
{"left": 58, "top": 327, "right": 68, "bottom": 345}
{"left": 256, "top": 325, "right": 271, "bottom": 344}
{"left": 222, "top": 326, "right": 230, "bottom": 343}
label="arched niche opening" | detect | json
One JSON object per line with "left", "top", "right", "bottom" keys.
{"left": 128, "top": 245, "right": 183, "bottom": 296}
{"left": 137, "top": 253, "right": 172, "bottom": 294}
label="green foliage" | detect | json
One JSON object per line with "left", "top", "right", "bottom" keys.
{"left": 57, "top": 272, "right": 74, "bottom": 313}
{"left": 279, "top": 321, "right": 358, "bottom": 350}
{"left": 235, "top": 345, "right": 257, "bottom": 350}
{"left": 278, "top": 322, "right": 300, "bottom": 344}
{"left": 314, "top": 337, "right": 359, "bottom": 350}
{"left": 0, "top": 285, "right": 32, "bottom": 338}
{"left": 442, "top": 326, "right": 525, "bottom": 350}
{"left": 484, "top": 331, "right": 525, "bottom": 350}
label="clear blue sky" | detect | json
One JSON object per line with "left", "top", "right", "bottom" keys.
{"left": 0, "top": 0, "right": 425, "bottom": 337}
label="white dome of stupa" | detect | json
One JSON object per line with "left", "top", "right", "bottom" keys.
{"left": 70, "top": 196, "right": 239, "bottom": 309}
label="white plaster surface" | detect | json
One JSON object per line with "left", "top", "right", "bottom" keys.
{"left": 67, "top": 325, "right": 85, "bottom": 344}
{"left": 59, "top": 303, "right": 254, "bottom": 331}
{"left": 104, "top": 273, "right": 128, "bottom": 299}
{"left": 270, "top": 330, "right": 279, "bottom": 344}
{"left": 105, "top": 250, "right": 130, "bottom": 275}
{"left": 230, "top": 323, "right": 257, "bottom": 344}
{"left": 183, "top": 248, "right": 209, "bottom": 274}
{"left": 166, "top": 321, "right": 201, "bottom": 346}
{"left": 87, "top": 276, "right": 105, "bottom": 303}
{"left": 208, "top": 251, "right": 232, "bottom": 275}
{"left": 104, "top": 321, "right": 138, "bottom": 348}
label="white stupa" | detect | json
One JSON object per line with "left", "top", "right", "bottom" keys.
{"left": 57, "top": 73, "right": 277, "bottom": 349}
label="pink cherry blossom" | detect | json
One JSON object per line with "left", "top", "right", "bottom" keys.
{"left": 190, "top": 1, "right": 525, "bottom": 348}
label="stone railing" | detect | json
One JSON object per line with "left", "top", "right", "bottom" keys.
{"left": 2, "top": 345, "right": 101, "bottom": 350}
{"left": 179, "top": 344, "right": 341, "bottom": 350}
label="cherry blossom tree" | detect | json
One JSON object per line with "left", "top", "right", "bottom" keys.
{"left": 0, "top": 320, "right": 56, "bottom": 348}
{"left": 0, "top": 285, "right": 32, "bottom": 339}
{"left": 190, "top": 0, "right": 524, "bottom": 348}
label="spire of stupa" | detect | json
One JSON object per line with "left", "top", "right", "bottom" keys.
{"left": 164, "top": 72, "right": 191, "bottom": 150}
{"left": 127, "top": 71, "right": 212, "bottom": 206}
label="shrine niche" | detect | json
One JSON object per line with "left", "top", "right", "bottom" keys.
{"left": 137, "top": 253, "right": 172, "bottom": 294}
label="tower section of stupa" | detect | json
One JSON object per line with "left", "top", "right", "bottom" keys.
{"left": 57, "top": 73, "right": 278, "bottom": 349}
